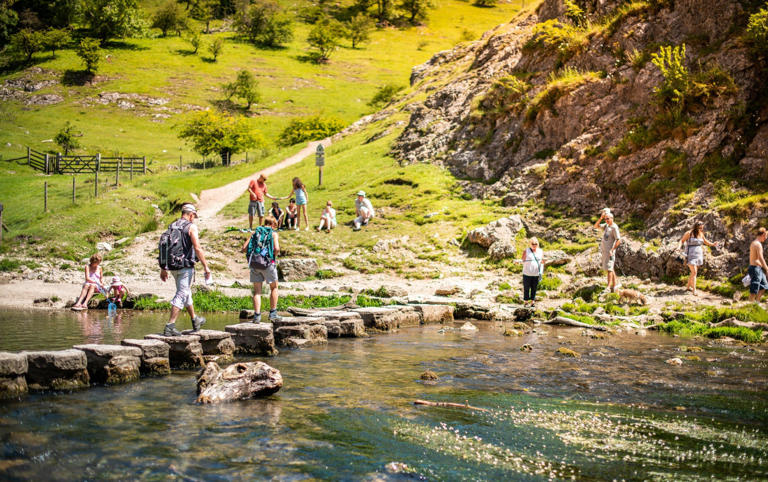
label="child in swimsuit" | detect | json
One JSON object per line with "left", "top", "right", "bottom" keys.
{"left": 270, "top": 202, "right": 284, "bottom": 230}
{"left": 291, "top": 177, "right": 309, "bottom": 230}
{"left": 108, "top": 276, "right": 128, "bottom": 307}
{"left": 72, "top": 253, "right": 105, "bottom": 311}
{"left": 285, "top": 199, "right": 298, "bottom": 230}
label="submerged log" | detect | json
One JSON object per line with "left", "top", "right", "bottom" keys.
{"left": 413, "top": 399, "right": 489, "bottom": 412}
{"left": 544, "top": 316, "right": 608, "bottom": 331}
{"left": 196, "top": 361, "right": 283, "bottom": 404}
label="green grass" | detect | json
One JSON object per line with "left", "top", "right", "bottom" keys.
{"left": 659, "top": 320, "right": 763, "bottom": 343}
{"left": 133, "top": 290, "right": 353, "bottom": 312}
{"left": 0, "top": 258, "right": 22, "bottom": 272}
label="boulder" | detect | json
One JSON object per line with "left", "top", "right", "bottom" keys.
{"left": 375, "top": 285, "right": 408, "bottom": 297}
{"left": 225, "top": 323, "right": 278, "bottom": 356}
{"left": 454, "top": 301, "right": 494, "bottom": 320}
{"left": 353, "top": 306, "right": 421, "bottom": 332}
{"left": 466, "top": 216, "right": 524, "bottom": 249}
{"left": 0, "top": 352, "right": 28, "bottom": 399}
{"left": 23, "top": 349, "right": 90, "bottom": 391}
{"left": 459, "top": 322, "right": 478, "bottom": 331}
{"left": 514, "top": 308, "right": 534, "bottom": 321}
{"left": 546, "top": 249, "right": 569, "bottom": 267}
{"left": 274, "top": 324, "right": 328, "bottom": 347}
{"left": 73, "top": 344, "right": 142, "bottom": 385}
{"left": 277, "top": 258, "right": 319, "bottom": 281}
{"left": 435, "top": 286, "right": 462, "bottom": 296}
{"left": 197, "top": 361, "right": 282, "bottom": 403}
{"left": 322, "top": 319, "right": 341, "bottom": 337}
{"left": 488, "top": 241, "right": 516, "bottom": 260}
{"left": 145, "top": 334, "right": 204, "bottom": 369}
{"left": 339, "top": 317, "right": 366, "bottom": 337}
{"left": 121, "top": 339, "right": 171, "bottom": 376}
{"left": 181, "top": 329, "right": 236, "bottom": 364}
{"left": 412, "top": 304, "right": 454, "bottom": 324}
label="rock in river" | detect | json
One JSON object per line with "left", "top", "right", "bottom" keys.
{"left": 196, "top": 361, "right": 282, "bottom": 403}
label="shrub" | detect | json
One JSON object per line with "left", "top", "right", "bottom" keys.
{"left": 564, "top": 0, "right": 585, "bottom": 27}
{"left": 178, "top": 110, "right": 265, "bottom": 164}
{"left": 235, "top": 0, "right": 293, "bottom": 47}
{"left": 538, "top": 275, "right": 562, "bottom": 291}
{"left": 307, "top": 16, "right": 344, "bottom": 62}
{"left": 223, "top": 70, "right": 260, "bottom": 109}
{"left": 746, "top": 4, "right": 768, "bottom": 55}
{"left": 152, "top": 0, "right": 187, "bottom": 37}
{"left": 368, "top": 83, "right": 405, "bottom": 108}
{"left": 0, "top": 258, "right": 21, "bottom": 272}
{"left": 10, "top": 29, "right": 45, "bottom": 62}
{"left": 345, "top": 13, "right": 374, "bottom": 48}
{"left": 651, "top": 44, "right": 689, "bottom": 110}
{"left": 278, "top": 116, "right": 345, "bottom": 146}
{"left": 524, "top": 20, "right": 588, "bottom": 63}
{"left": 474, "top": 75, "right": 530, "bottom": 119}
{"left": 525, "top": 68, "right": 601, "bottom": 121}
{"left": 208, "top": 37, "right": 223, "bottom": 61}
{"left": 186, "top": 31, "right": 202, "bottom": 54}
{"left": 44, "top": 28, "right": 71, "bottom": 56}
{"left": 76, "top": 37, "right": 101, "bottom": 73}
{"left": 54, "top": 121, "right": 81, "bottom": 155}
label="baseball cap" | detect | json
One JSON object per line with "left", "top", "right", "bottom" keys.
{"left": 356, "top": 191, "right": 366, "bottom": 197}
{"left": 181, "top": 203, "right": 198, "bottom": 216}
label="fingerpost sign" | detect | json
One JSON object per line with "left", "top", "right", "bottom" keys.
{"left": 315, "top": 144, "right": 325, "bottom": 186}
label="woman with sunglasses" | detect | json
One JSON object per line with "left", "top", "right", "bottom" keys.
{"left": 521, "top": 237, "right": 544, "bottom": 307}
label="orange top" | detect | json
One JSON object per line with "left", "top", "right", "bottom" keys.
{"left": 249, "top": 179, "right": 267, "bottom": 202}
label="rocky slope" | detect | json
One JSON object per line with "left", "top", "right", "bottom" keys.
{"left": 386, "top": 0, "right": 768, "bottom": 278}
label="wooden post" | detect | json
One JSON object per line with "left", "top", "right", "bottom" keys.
{"left": 57, "top": 152, "right": 62, "bottom": 174}
{"left": 0, "top": 203, "right": 3, "bottom": 245}
{"left": 319, "top": 166, "right": 323, "bottom": 186}
{"left": 94, "top": 171, "right": 98, "bottom": 197}
{"left": 72, "top": 177, "right": 76, "bottom": 204}
{"left": 143, "top": 156, "right": 146, "bottom": 174}
{"left": 179, "top": 155, "right": 182, "bottom": 172}
{"left": 44, "top": 154, "right": 49, "bottom": 174}
{"left": 44, "top": 182, "right": 48, "bottom": 212}
{"left": 26, "top": 146, "right": 30, "bottom": 166}
{"left": 130, "top": 158, "right": 134, "bottom": 181}
{"left": 315, "top": 144, "right": 325, "bottom": 186}
{"left": 246, "top": 152, "right": 249, "bottom": 162}
{"left": 96, "top": 153, "right": 101, "bottom": 173}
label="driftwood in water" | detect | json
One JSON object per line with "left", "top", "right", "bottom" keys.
{"left": 711, "top": 317, "right": 768, "bottom": 331}
{"left": 287, "top": 302, "right": 359, "bottom": 316}
{"left": 544, "top": 316, "right": 608, "bottom": 331}
{"left": 414, "top": 399, "right": 489, "bottom": 412}
{"left": 196, "top": 361, "right": 282, "bottom": 403}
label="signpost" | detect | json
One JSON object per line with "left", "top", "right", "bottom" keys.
{"left": 315, "top": 144, "right": 325, "bottom": 186}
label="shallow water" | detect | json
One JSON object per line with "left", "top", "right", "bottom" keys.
{"left": 1, "top": 309, "right": 767, "bottom": 480}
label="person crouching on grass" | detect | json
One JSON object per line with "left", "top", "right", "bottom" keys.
{"left": 241, "top": 215, "right": 281, "bottom": 322}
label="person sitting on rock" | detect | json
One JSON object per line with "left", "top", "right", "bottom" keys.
{"left": 241, "top": 215, "right": 281, "bottom": 322}
{"left": 317, "top": 200, "right": 337, "bottom": 232}
{"left": 353, "top": 191, "right": 375, "bottom": 231}
{"left": 72, "top": 253, "right": 106, "bottom": 311}
{"left": 593, "top": 208, "right": 621, "bottom": 293}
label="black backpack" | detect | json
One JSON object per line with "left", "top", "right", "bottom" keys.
{"left": 158, "top": 219, "right": 193, "bottom": 270}
{"left": 246, "top": 226, "right": 274, "bottom": 270}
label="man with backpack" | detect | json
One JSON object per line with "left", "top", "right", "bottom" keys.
{"left": 240, "top": 215, "right": 281, "bottom": 322}
{"left": 158, "top": 203, "right": 211, "bottom": 336}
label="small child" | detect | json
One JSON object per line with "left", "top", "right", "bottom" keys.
{"left": 108, "top": 276, "right": 128, "bottom": 307}
{"left": 72, "top": 253, "right": 105, "bottom": 311}
{"left": 270, "top": 201, "right": 284, "bottom": 230}
{"left": 285, "top": 198, "right": 298, "bottom": 230}
{"left": 317, "top": 200, "right": 337, "bottom": 232}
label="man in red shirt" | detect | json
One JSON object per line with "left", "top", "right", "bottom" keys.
{"left": 247, "top": 174, "right": 279, "bottom": 228}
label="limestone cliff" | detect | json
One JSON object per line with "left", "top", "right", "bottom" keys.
{"left": 385, "top": 0, "right": 768, "bottom": 276}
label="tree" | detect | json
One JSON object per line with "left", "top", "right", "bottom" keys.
{"left": 223, "top": 70, "right": 260, "bottom": 109}
{"left": 235, "top": 0, "right": 293, "bottom": 47}
{"left": 54, "top": 121, "right": 81, "bottom": 155}
{"left": 186, "top": 30, "right": 202, "bottom": 53}
{"left": 190, "top": 0, "right": 216, "bottom": 33}
{"left": 76, "top": 37, "right": 101, "bottom": 73}
{"left": 399, "top": 0, "right": 433, "bottom": 24}
{"left": 345, "top": 13, "right": 374, "bottom": 48}
{"left": 152, "top": 0, "right": 187, "bottom": 36}
{"left": 44, "top": 28, "right": 71, "bottom": 56}
{"left": 82, "top": 0, "right": 145, "bottom": 43}
{"left": 10, "top": 29, "right": 45, "bottom": 62}
{"left": 747, "top": 4, "right": 768, "bottom": 55}
{"left": 375, "top": 0, "right": 391, "bottom": 22}
{"left": 307, "top": 16, "right": 344, "bottom": 62}
{"left": 0, "top": 0, "right": 18, "bottom": 48}
{"left": 178, "top": 110, "right": 265, "bottom": 164}
{"left": 208, "top": 36, "right": 223, "bottom": 60}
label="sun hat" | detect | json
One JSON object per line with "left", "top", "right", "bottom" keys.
{"left": 181, "top": 203, "right": 198, "bottom": 217}
{"left": 111, "top": 276, "right": 123, "bottom": 286}
{"left": 356, "top": 191, "right": 366, "bottom": 197}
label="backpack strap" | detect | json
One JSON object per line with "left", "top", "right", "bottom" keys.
{"left": 527, "top": 247, "right": 542, "bottom": 275}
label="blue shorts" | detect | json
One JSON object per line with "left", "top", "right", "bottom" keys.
{"left": 748, "top": 265, "right": 768, "bottom": 295}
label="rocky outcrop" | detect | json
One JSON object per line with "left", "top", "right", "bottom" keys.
{"left": 0, "top": 352, "right": 28, "bottom": 399}
{"left": 466, "top": 216, "right": 524, "bottom": 260}
{"left": 196, "top": 361, "right": 283, "bottom": 403}
{"left": 145, "top": 334, "right": 204, "bottom": 369}
{"left": 23, "top": 349, "right": 90, "bottom": 391}
{"left": 225, "top": 323, "right": 278, "bottom": 356}
{"left": 73, "top": 344, "right": 142, "bottom": 385}
{"left": 278, "top": 258, "right": 319, "bottom": 281}
{"left": 121, "top": 339, "right": 171, "bottom": 376}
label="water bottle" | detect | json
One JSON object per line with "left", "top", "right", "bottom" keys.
{"left": 107, "top": 302, "right": 117, "bottom": 316}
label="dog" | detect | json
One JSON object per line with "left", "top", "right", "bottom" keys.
{"left": 617, "top": 289, "right": 647, "bottom": 305}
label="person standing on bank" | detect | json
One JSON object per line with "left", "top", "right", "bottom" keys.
{"left": 521, "top": 237, "right": 544, "bottom": 307}
{"left": 748, "top": 227, "right": 768, "bottom": 303}
{"left": 594, "top": 209, "right": 621, "bottom": 293}
{"left": 159, "top": 204, "right": 211, "bottom": 336}
{"left": 289, "top": 177, "right": 309, "bottom": 231}
{"left": 241, "top": 215, "right": 282, "bottom": 322}
{"left": 247, "top": 174, "right": 281, "bottom": 229}
{"left": 679, "top": 221, "right": 719, "bottom": 295}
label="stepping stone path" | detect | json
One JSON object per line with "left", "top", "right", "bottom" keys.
{"left": 225, "top": 323, "right": 278, "bottom": 356}
{"left": 145, "top": 334, "right": 204, "bottom": 369}
{"left": 182, "top": 329, "right": 236, "bottom": 364}
{"left": 121, "top": 339, "right": 171, "bottom": 376}
{"left": 298, "top": 311, "right": 366, "bottom": 337}
{"left": 0, "top": 352, "right": 28, "bottom": 399}
{"left": 23, "top": 349, "right": 90, "bottom": 391}
{"left": 411, "top": 304, "right": 454, "bottom": 324}
{"left": 273, "top": 317, "right": 328, "bottom": 347}
{"left": 73, "top": 344, "right": 142, "bottom": 385}
{"left": 353, "top": 306, "right": 421, "bottom": 332}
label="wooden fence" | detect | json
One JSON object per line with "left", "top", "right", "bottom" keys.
{"left": 22, "top": 148, "right": 146, "bottom": 176}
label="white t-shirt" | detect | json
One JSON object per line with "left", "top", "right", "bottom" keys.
{"left": 322, "top": 207, "right": 337, "bottom": 223}
{"left": 522, "top": 247, "right": 543, "bottom": 276}
{"left": 355, "top": 198, "right": 375, "bottom": 217}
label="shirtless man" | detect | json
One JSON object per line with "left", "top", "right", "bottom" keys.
{"left": 748, "top": 227, "right": 768, "bottom": 303}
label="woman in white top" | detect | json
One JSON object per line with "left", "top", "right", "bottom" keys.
{"left": 316, "top": 200, "right": 337, "bottom": 232}
{"left": 521, "top": 237, "right": 544, "bottom": 306}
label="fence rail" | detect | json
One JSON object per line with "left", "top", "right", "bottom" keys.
{"left": 19, "top": 148, "right": 146, "bottom": 175}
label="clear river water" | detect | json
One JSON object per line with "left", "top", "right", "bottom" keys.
{"left": 0, "top": 308, "right": 767, "bottom": 480}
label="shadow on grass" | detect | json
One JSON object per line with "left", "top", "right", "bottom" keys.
{"left": 201, "top": 57, "right": 217, "bottom": 63}
{"left": 0, "top": 57, "right": 35, "bottom": 76}
{"left": 61, "top": 70, "right": 96, "bottom": 86}
{"left": 295, "top": 53, "right": 326, "bottom": 64}
{"left": 209, "top": 99, "right": 253, "bottom": 115}
{"left": 174, "top": 48, "right": 198, "bottom": 56}
{"left": 102, "top": 40, "right": 149, "bottom": 51}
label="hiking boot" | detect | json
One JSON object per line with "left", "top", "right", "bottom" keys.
{"left": 252, "top": 313, "right": 261, "bottom": 323}
{"left": 192, "top": 315, "right": 206, "bottom": 331}
{"left": 268, "top": 310, "right": 281, "bottom": 322}
{"left": 163, "top": 323, "right": 182, "bottom": 337}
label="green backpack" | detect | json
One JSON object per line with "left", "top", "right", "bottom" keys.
{"left": 246, "top": 226, "right": 274, "bottom": 270}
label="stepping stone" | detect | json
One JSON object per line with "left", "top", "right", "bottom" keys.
{"left": 338, "top": 318, "right": 366, "bottom": 337}
{"left": 73, "top": 344, "right": 142, "bottom": 385}
{"left": 23, "top": 349, "right": 89, "bottom": 391}
{"left": 181, "top": 329, "right": 236, "bottom": 364}
{"left": 0, "top": 352, "right": 28, "bottom": 399}
{"left": 239, "top": 309, "right": 255, "bottom": 320}
{"left": 121, "top": 339, "right": 171, "bottom": 376}
{"left": 225, "top": 323, "right": 278, "bottom": 356}
{"left": 145, "top": 334, "right": 204, "bottom": 369}
{"left": 454, "top": 301, "right": 494, "bottom": 320}
{"left": 274, "top": 323, "right": 328, "bottom": 347}
{"left": 272, "top": 316, "right": 326, "bottom": 329}
{"left": 352, "top": 306, "right": 421, "bottom": 332}
{"left": 412, "top": 304, "right": 455, "bottom": 324}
